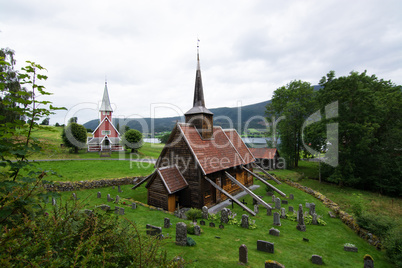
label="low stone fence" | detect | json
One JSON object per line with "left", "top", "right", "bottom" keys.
{"left": 274, "top": 176, "right": 383, "bottom": 249}
{"left": 44, "top": 177, "right": 144, "bottom": 192}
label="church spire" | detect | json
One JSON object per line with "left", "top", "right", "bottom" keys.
{"left": 100, "top": 81, "right": 113, "bottom": 112}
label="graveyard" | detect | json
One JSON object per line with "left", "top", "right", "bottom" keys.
{"left": 51, "top": 171, "right": 394, "bottom": 267}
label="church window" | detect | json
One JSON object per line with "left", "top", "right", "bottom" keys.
{"left": 102, "top": 130, "right": 111, "bottom": 135}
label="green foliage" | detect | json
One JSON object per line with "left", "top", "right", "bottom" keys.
{"left": 61, "top": 122, "right": 87, "bottom": 153}
{"left": 384, "top": 227, "right": 402, "bottom": 267}
{"left": 285, "top": 212, "right": 327, "bottom": 226}
{"left": 187, "top": 224, "right": 195, "bottom": 235}
{"left": 186, "top": 208, "right": 202, "bottom": 222}
{"left": 208, "top": 213, "right": 218, "bottom": 221}
{"left": 266, "top": 80, "right": 316, "bottom": 168}
{"left": 356, "top": 211, "right": 395, "bottom": 239}
{"left": 186, "top": 237, "right": 196, "bottom": 246}
{"left": 159, "top": 132, "right": 171, "bottom": 144}
{"left": 123, "top": 129, "right": 143, "bottom": 153}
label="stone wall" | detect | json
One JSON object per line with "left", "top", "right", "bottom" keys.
{"left": 44, "top": 177, "right": 143, "bottom": 192}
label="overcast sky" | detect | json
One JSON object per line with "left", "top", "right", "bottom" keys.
{"left": 1, "top": 0, "right": 401, "bottom": 125}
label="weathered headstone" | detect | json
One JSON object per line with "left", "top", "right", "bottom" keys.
{"left": 269, "top": 227, "right": 280, "bottom": 236}
{"left": 364, "top": 255, "right": 374, "bottom": 268}
{"left": 305, "top": 202, "right": 312, "bottom": 208}
{"left": 266, "top": 191, "right": 274, "bottom": 196}
{"left": 200, "top": 220, "right": 205, "bottom": 226}
{"left": 118, "top": 185, "right": 122, "bottom": 193}
{"left": 72, "top": 193, "right": 77, "bottom": 200}
{"left": 164, "top": 217, "right": 170, "bottom": 228}
{"left": 312, "top": 213, "right": 318, "bottom": 225}
{"left": 289, "top": 193, "right": 294, "bottom": 200}
{"left": 344, "top": 245, "right": 358, "bottom": 252}
{"left": 254, "top": 204, "right": 259, "bottom": 214}
{"left": 131, "top": 202, "right": 137, "bottom": 209}
{"left": 221, "top": 208, "right": 229, "bottom": 223}
{"left": 309, "top": 203, "right": 316, "bottom": 216}
{"left": 274, "top": 197, "right": 281, "bottom": 210}
{"left": 97, "top": 191, "right": 101, "bottom": 198}
{"left": 98, "top": 204, "right": 111, "bottom": 211}
{"left": 194, "top": 225, "right": 201, "bottom": 235}
{"left": 202, "top": 206, "right": 209, "bottom": 219}
{"left": 146, "top": 224, "right": 162, "bottom": 239}
{"left": 115, "top": 206, "right": 120, "bottom": 214}
{"left": 273, "top": 212, "right": 281, "bottom": 226}
{"left": 311, "top": 254, "right": 323, "bottom": 265}
{"left": 175, "top": 222, "right": 187, "bottom": 246}
{"left": 303, "top": 237, "right": 309, "bottom": 242}
{"left": 265, "top": 260, "right": 285, "bottom": 268}
{"left": 239, "top": 244, "right": 248, "bottom": 264}
{"left": 52, "top": 197, "right": 56, "bottom": 206}
{"left": 272, "top": 195, "right": 276, "bottom": 202}
{"left": 280, "top": 208, "right": 286, "bottom": 219}
{"left": 119, "top": 207, "right": 125, "bottom": 215}
{"left": 219, "top": 224, "right": 224, "bottom": 229}
{"left": 267, "top": 206, "right": 272, "bottom": 216}
{"left": 296, "top": 204, "right": 306, "bottom": 231}
{"left": 288, "top": 206, "right": 294, "bottom": 213}
{"left": 107, "top": 194, "right": 111, "bottom": 202}
{"left": 209, "top": 222, "right": 215, "bottom": 227}
{"left": 112, "top": 186, "right": 115, "bottom": 189}
{"left": 241, "top": 214, "right": 249, "bottom": 229}
{"left": 115, "top": 195, "right": 120, "bottom": 203}
{"left": 257, "top": 240, "right": 274, "bottom": 253}
{"left": 281, "top": 200, "right": 288, "bottom": 205}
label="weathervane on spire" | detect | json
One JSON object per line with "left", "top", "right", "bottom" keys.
{"left": 105, "top": 75, "right": 107, "bottom": 85}
{"left": 197, "top": 38, "right": 200, "bottom": 60}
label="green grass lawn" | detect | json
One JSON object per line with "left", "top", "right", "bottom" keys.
{"left": 54, "top": 179, "right": 393, "bottom": 267}
{"left": 34, "top": 160, "right": 155, "bottom": 182}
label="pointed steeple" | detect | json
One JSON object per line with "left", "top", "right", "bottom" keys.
{"left": 100, "top": 81, "right": 113, "bottom": 112}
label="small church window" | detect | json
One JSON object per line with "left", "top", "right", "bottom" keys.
{"left": 102, "top": 130, "right": 111, "bottom": 135}
{"left": 103, "top": 111, "right": 109, "bottom": 115}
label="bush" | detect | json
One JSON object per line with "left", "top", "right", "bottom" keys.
{"left": 187, "top": 224, "right": 195, "bottom": 235}
{"left": 384, "top": 227, "right": 402, "bottom": 267}
{"left": 185, "top": 208, "right": 202, "bottom": 222}
{"left": 186, "top": 237, "right": 196, "bottom": 246}
{"left": 356, "top": 211, "right": 395, "bottom": 239}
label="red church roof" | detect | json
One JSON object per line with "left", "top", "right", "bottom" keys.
{"left": 249, "top": 148, "right": 279, "bottom": 160}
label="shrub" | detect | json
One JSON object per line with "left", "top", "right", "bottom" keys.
{"left": 185, "top": 208, "right": 202, "bottom": 222}
{"left": 384, "top": 227, "right": 402, "bottom": 267}
{"left": 356, "top": 211, "right": 395, "bottom": 239}
{"left": 187, "top": 224, "right": 195, "bottom": 235}
{"left": 186, "top": 237, "right": 196, "bottom": 246}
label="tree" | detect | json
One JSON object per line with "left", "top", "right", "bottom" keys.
{"left": 315, "top": 71, "right": 402, "bottom": 195}
{"left": 266, "top": 80, "right": 316, "bottom": 168}
{"left": 62, "top": 122, "right": 87, "bottom": 153}
{"left": 124, "top": 129, "right": 143, "bottom": 153}
{"left": 159, "top": 132, "right": 171, "bottom": 144}
{"left": 68, "top": 117, "right": 77, "bottom": 124}
{"left": 40, "top": 117, "right": 50, "bottom": 125}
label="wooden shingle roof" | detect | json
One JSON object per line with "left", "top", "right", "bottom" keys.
{"left": 156, "top": 166, "right": 188, "bottom": 194}
{"left": 249, "top": 148, "right": 279, "bottom": 160}
{"left": 224, "top": 129, "right": 255, "bottom": 165}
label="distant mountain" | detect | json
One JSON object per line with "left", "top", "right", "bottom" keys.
{"left": 84, "top": 100, "right": 272, "bottom": 134}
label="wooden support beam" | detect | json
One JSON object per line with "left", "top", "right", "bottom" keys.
{"left": 131, "top": 173, "right": 152, "bottom": 190}
{"left": 204, "top": 176, "right": 256, "bottom": 216}
{"left": 225, "top": 172, "right": 272, "bottom": 210}
{"left": 252, "top": 163, "right": 282, "bottom": 184}
{"left": 243, "top": 166, "right": 286, "bottom": 197}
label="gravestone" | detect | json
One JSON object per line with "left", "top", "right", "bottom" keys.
{"left": 119, "top": 207, "right": 125, "bottom": 215}
{"left": 303, "top": 237, "right": 309, "bottom": 242}
{"left": 115, "top": 206, "right": 120, "bottom": 214}
{"left": 364, "top": 255, "right": 374, "bottom": 268}
{"left": 202, "top": 206, "right": 209, "bottom": 219}
{"left": 239, "top": 244, "right": 248, "bottom": 264}
{"left": 194, "top": 225, "right": 201, "bottom": 235}
{"left": 72, "top": 193, "right": 77, "bottom": 200}
{"left": 175, "top": 222, "right": 187, "bottom": 246}
{"left": 253, "top": 198, "right": 258, "bottom": 206}
{"left": 266, "top": 191, "right": 273, "bottom": 196}
{"left": 115, "top": 195, "right": 120, "bottom": 203}
{"left": 344, "top": 245, "right": 358, "bottom": 252}
{"left": 107, "top": 194, "right": 111, "bottom": 202}
{"left": 280, "top": 208, "right": 286, "bottom": 219}
{"left": 274, "top": 197, "right": 281, "bottom": 210}
{"left": 97, "top": 191, "right": 101, "bottom": 198}
{"left": 254, "top": 204, "right": 259, "bottom": 214}
{"left": 118, "top": 185, "right": 122, "bottom": 193}
{"left": 309, "top": 203, "right": 316, "bottom": 216}
{"left": 131, "top": 202, "right": 137, "bottom": 209}
{"left": 52, "top": 197, "right": 56, "bottom": 206}
{"left": 281, "top": 200, "right": 288, "bottom": 205}
{"left": 312, "top": 213, "right": 318, "bottom": 225}
{"left": 221, "top": 208, "right": 229, "bottom": 223}
{"left": 297, "top": 204, "right": 306, "bottom": 231}
{"left": 269, "top": 227, "right": 280, "bottom": 236}
{"left": 209, "top": 222, "right": 215, "bottom": 227}
{"left": 272, "top": 195, "right": 276, "bottom": 202}
{"left": 311, "top": 255, "right": 323, "bottom": 265}
{"left": 112, "top": 186, "right": 115, "bottom": 189}
{"left": 288, "top": 206, "right": 294, "bottom": 213}
{"left": 305, "top": 202, "right": 312, "bottom": 208}
{"left": 164, "top": 217, "right": 170, "bottom": 228}
{"left": 241, "top": 214, "right": 249, "bottom": 229}
{"left": 146, "top": 224, "right": 162, "bottom": 239}
{"left": 257, "top": 240, "right": 274, "bottom": 253}
{"left": 289, "top": 193, "right": 294, "bottom": 200}
{"left": 200, "top": 220, "right": 205, "bottom": 226}
{"left": 328, "top": 211, "right": 336, "bottom": 218}
{"left": 98, "top": 204, "right": 110, "bottom": 211}
{"left": 265, "top": 260, "right": 285, "bottom": 268}
{"left": 266, "top": 206, "right": 272, "bottom": 216}
{"left": 273, "top": 212, "right": 281, "bottom": 226}
{"left": 219, "top": 224, "right": 224, "bottom": 229}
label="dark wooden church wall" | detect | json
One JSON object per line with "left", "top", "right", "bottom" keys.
{"left": 148, "top": 176, "right": 168, "bottom": 210}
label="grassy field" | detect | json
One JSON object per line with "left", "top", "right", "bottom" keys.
{"left": 29, "top": 126, "right": 164, "bottom": 160}
{"left": 55, "top": 179, "right": 393, "bottom": 267}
